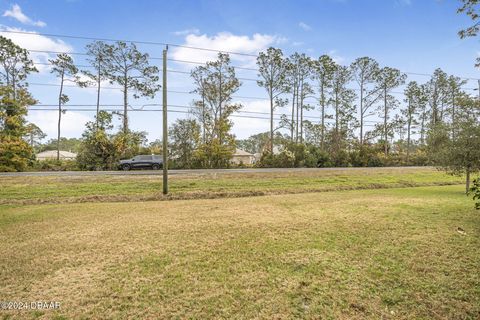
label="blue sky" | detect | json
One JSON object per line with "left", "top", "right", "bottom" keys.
{"left": 0, "top": 0, "right": 478, "bottom": 141}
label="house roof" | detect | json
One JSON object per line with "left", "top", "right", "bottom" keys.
{"left": 36, "top": 150, "right": 77, "bottom": 158}
{"left": 233, "top": 148, "right": 254, "bottom": 156}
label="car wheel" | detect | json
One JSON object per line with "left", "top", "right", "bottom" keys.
{"left": 152, "top": 164, "right": 160, "bottom": 170}
{"left": 122, "top": 164, "right": 131, "bottom": 171}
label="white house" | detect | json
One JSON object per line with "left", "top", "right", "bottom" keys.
{"left": 231, "top": 148, "right": 255, "bottom": 165}
{"left": 36, "top": 150, "right": 77, "bottom": 161}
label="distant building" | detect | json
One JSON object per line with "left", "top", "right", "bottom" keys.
{"left": 272, "top": 146, "right": 282, "bottom": 155}
{"left": 36, "top": 150, "right": 77, "bottom": 161}
{"left": 231, "top": 148, "right": 255, "bottom": 165}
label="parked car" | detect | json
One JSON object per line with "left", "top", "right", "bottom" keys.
{"left": 118, "top": 155, "right": 163, "bottom": 170}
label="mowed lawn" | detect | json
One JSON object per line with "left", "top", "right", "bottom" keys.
{"left": 1, "top": 185, "right": 479, "bottom": 319}
{"left": 0, "top": 167, "right": 465, "bottom": 204}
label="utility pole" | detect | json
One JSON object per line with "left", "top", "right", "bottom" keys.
{"left": 162, "top": 46, "right": 168, "bottom": 195}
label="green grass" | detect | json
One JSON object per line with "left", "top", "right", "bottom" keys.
{"left": 0, "top": 185, "right": 479, "bottom": 319}
{"left": 0, "top": 167, "right": 465, "bottom": 205}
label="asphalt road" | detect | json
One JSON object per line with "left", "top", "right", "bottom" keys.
{"left": 0, "top": 167, "right": 430, "bottom": 177}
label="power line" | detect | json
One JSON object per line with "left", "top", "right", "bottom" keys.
{"left": 26, "top": 107, "right": 382, "bottom": 127}
{"left": 3, "top": 30, "right": 477, "bottom": 135}
{"left": 26, "top": 82, "right": 273, "bottom": 100}
{"left": 29, "top": 61, "right": 480, "bottom": 93}
{"left": 25, "top": 80, "right": 478, "bottom": 107}
{"left": 6, "top": 30, "right": 479, "bottom": 81}
{"left": 26, "top": 103, "right": 392, "bottom": 125}
{"left": 1, "top": 30, "right": 258, "bottom": 57}
{"left": 28, "top": 79, "right": 410, "bottom": 95}
{"left": 23, "top": 81, "right": 305, "bottom": 102}
{"left": 27, "top": 107, "right": 288, "bottom": 121}
{"left": 29, "top": 49, "right": 259, "bottom": 71}
{"left": 167, "top": 58, "right": 258, "bottom": 71}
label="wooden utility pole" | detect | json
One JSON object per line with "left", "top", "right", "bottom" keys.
{"left": 162, "top": 46, "right": 168, "bottom": 195}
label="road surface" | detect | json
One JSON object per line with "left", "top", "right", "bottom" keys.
{"left": 0, "top": 167, "right": 431, "bottom": 177}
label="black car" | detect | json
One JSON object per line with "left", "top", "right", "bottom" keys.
{"left": 118, "top": 155, "right": 163, "bottom": 170}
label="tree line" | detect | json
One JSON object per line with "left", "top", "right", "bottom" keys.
{"left": 0, "top": 36, "right": 160, "bottom": 171}
{"left": 184, "top": 48, "right": 479, "bottom": 194}
{"left": 0, "top": 35, "right": 479, "bottom": 193}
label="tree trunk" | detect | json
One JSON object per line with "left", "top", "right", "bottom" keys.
{"left": 320, "top": 82, "right": 325, "bottom": 150}
{"left": 218, "top": 69, "right": 223, "bottom": 144}
{"left": 270, "top": 89, "right": 274, "bottom": 153}
{"left": 407, "top": 119, "right": 411, "bottom": 163}
{"left": 96, "top": 64, "right": 101, "bottom": 127}
{"left": 432, "top": 84, "right": 438, "bottom": 126}
{"left": 335, "top": 89, "right": 339, "bottom": 134}
{"left": 451, "top": 90, "right": 456, "bottom": 139}
{"left": 384, "top": 88, "right": 388, "bottom": 156}
{"left": 420, "top": 113, "right": 426, "bottom": 145}
{"left": 466, "top": 167, "right": 471, "bottom": 194}
{"left": 406, "top": 99, "right": 411, "bottom": 163}
{"left": 300, "top": 86, "right": 304, "bottom": 144}
{"left": 295, "top": 80, "right": 300, "bottom": 143}
{"left": 291, "top": 84, "right": 296, "bottom": 142}
{"left": 5, "top": 71, "right": 10, "bottom": 88}
{"left": 359, "top": 82, "right": 364, "bottom": 145}
{"left": 12, "top": 75, "right": 17, "bottom": 101}
{"left": 57, "top": 70, "right": 65, "bottom": 162}
{"left": 202, "top": 93, "right": 206, "bottom": 144}
{"left": 123, "top": 73, "right": 128, "bottom": 134}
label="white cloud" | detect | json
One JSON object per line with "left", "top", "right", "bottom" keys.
{"left": 298, "top": 22, "right": 312, "bottom": 31}
{"left": 172, "top": 28, "right": 200, "bottom": 36}
{"left": 171, "top": 32, "right": 283, "bottom": 68}
{"left": 328, "top": 49, "right": 345, "bottom": 64}
{"left": 236, "top": 99, "right": 270, "bottom": 113}
{"left": 27, "top": 110, "right": 91, "bottom": 139}
{"left": 231, "top": 99, "right": 274, "bottom": 139}
{"left": 0, "top": 26, "right": 73, "bottom": 72}
{"left": 3, "top": 4, "right": 46, "bottom": 27}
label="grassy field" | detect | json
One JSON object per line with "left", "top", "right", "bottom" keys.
{"left": 0, "top": 184, "right": 479, "bottom": 319}
{"left": 0, "top": 167, "right": 465, "bottom": 205}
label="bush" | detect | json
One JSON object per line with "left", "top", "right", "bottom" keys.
{"left": 306, "top": 148, "right": 332, "bottom": 168}
{"left": 349, "top": 144, "right": 381, "bottom": 167}
{"left": 0, "top": 136, "right": 34, "bottom": 172}
{"left": 192, "top": 139, "right": 236, "bottom": 169}
{"left": 331, "top": 149, "right": 350, "bottom": 167}
{"left": 31, "top": 159, "right": 79, "bottom": 171}
{"left": 0, "top": 165, "right": 16, "bottom": 172}
{"left": 470, "top": 178, "right": 480, "bottom": 210}
{"left": 258, "top": 150, "right": 295, "bottom": 168}
{"left": 407, "top": 150, "right": 430, "bottom": 166}
{"left": 284, "top": 143, "right": 307, "bottom": 167}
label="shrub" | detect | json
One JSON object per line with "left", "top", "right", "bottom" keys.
{"left": 470, "top": 178, "right": 480, "bottom": 210}
{"left": 407, "top": 150, "right": 430, "bottom": 166}
{"left": 258, "top": 149, "right": 295, "bottom": 168}
{"left": 31, "top": 159, "right": 78, "bottom": 171}
{"left": 307, "top": 148, "right": 332, "bottom": 168}
{"left": 331, "top": 149, "right": 350, "bottom": 167}
{"left": 0, "top": 136, "right": 34, "bottom": 172}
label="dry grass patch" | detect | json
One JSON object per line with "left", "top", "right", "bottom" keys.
{"left": 0, "top": 185, "right": 479, "bottom": 319}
